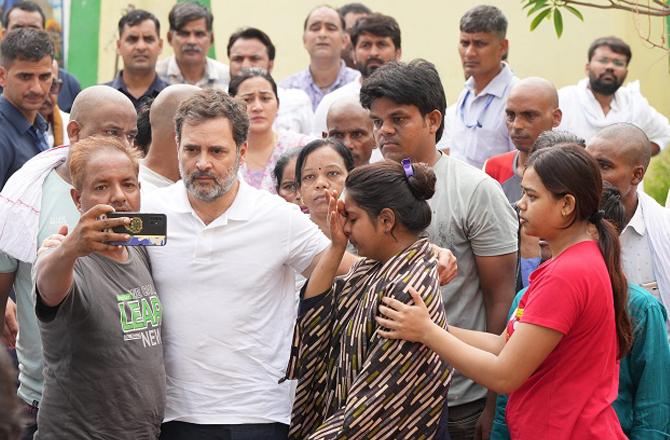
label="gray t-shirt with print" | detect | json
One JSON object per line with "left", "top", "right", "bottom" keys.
{"left": 427, "top": 154, "right": 518, "bottom": 406}
{"left": 35, "top": 246, "right": 165, "bottom": 440}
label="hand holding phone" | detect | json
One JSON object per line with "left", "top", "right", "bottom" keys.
{"left": 105, "top": 212, "right": 167, "bottom": 246}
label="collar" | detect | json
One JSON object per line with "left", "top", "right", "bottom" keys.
{"left": 623, "top": 199, "right": 646, "bottom": 236}
{"left": 166, "top": 55, "right": 219, "bottom": 82}
{"left": 578, "top": 77, "right": 622, "bottom": 110}
{"left": 308, "top": 59, "right": 349, "bottom": 87}
{"left": 172, "top": 178, "right": 256, "bottom": 222}
{"left": 111, "top": 71, "right": 167, "bottom": 95}
{"left": 465, "top": 62, "right": 513, "bottom": 98}
{"left": 0, "top": 95, "right": 47, "bottom": 134}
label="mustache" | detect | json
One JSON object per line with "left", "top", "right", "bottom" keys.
{"left": 25, "top": 92, "right": 45, "bottom": 100}
{"left": 364, "top": 58, "right": 384, "bottom": 66}
{"left": 189, "top": 170, "right": 217, "bottom": 180}
{"left": 181, "top": 44, "right": 202, "bottom": 53}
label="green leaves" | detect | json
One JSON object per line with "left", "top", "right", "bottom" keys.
{"left": 522, "top": 0, "right": 584, "bottom": 38}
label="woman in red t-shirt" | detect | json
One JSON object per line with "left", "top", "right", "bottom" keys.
{"left": 377, "top": 144, "right": 632, "bottom": 439}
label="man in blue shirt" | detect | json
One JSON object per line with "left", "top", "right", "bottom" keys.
{"left": 1, "top": 1, "right": 81, "bottom": 112}
{"left": 0, "top": 28, "right": 54, "bottom": 188}
{"left": 105, "top": 9, "right": 167, "bottom": 110}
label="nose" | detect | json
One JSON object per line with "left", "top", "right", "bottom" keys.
{"left": 314, "top": 172, "right": 330, "bottom": 190}
{"left": 464, "top": 44, "right": 476, "bottom": 58}
{"left": 342, "top": 134, "right": 354, "bottom": 150}
{"left": 136, "top": 37, "right": 148, "bottom": 50}
{"left": 249, "top": 97, "right": 262, "bottom": 111}
{"left": 241, "top": 58, "right": 253, "bottom": 69}
{"left": 195, "top": 151, "right": 212, "bottom": 171}
{"left": 109, "top": 182, "right": 128, "bottom": 207}
{"left": 377, "top": 118, "right": 396, "bottom": 136}
{"left": 516, "top": 196, "right": 526, "bottom": 212}
{"left": 187, "top": 32, "right": 198, "bottom": 44}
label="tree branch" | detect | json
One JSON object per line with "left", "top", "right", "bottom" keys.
{"left": 562, "top": 0, "right": 670, "bottom": 15}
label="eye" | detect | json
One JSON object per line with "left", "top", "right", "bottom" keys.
{"left": 371, "top": 118, "right": 383, "bottom": 129}
{"left": 505, "top": 112, "right": 514, "bottom": 123}
{"left": 392, "top": 116, "right": 406, "bottom": 125}
{"left": 327, "top": 170, "right": 341, "bottom": 177}
{"left": 104, "top": 128, "right": 120, "bottom": 137}
{"left": 18, "top": 73, "right": 31, "bottom": 81}
{"left": 302, "top": 174, "right": 315, "bottom": 182}
{"left": 351, "top": 131, "right": 365, "bottom": 139}
{"left": 94, "top": 184, "right": 107, "bottom": 191}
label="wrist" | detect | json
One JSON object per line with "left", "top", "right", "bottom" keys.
{"left": 421, "top": 321, "right": 441, "bottom": 346}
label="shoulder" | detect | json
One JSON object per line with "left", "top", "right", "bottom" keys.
{"left": 141, "top": 182, "right": 181, "bottom": 211}
{"left": 558, "top": 83, "right": 581, "bottom": 99}
{"left": 484, "top": 151, "right": 516, "bottom": 182}
{"left": 436, "top": 155, "right": 498, "bottom": 192}
{"left": 280, "top": 70, "right": 307, "bottom": 87}
{"left": 278, "top": 87, "right": 311, "bottom": 104}
{"left": 277, "top": 130, "right": 314, "bottom": 148}
{"left": 627, "top": 283, "right": 667, "bottom": 318}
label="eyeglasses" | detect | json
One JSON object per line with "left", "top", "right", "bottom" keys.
{"left": 593, "top": 57, "right": 627, "bottom": 68}
{"left": 50, "top": 78, "right": 63, "bottom": 94}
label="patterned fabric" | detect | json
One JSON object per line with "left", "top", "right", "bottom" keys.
{"left": 286, "top": 238, "right": 453, "bottom": 439}
{"left": 239, "top": 130, "right": 313, "bottom": 193}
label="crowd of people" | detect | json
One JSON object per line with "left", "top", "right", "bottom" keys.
{"left": 0, "top": 1, "right": 668, "bottom": 439}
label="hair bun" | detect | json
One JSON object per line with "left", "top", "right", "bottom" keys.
{"left": 406, "top": 162, "right": 436, "bottom": 201}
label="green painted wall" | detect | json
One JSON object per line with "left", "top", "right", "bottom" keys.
{"left": 67, "top": 0, "right": 101, "bottom": 88}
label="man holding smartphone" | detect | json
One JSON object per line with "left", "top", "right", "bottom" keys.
{"left": 33, "top": 135, "right": 165, "bottom": 439}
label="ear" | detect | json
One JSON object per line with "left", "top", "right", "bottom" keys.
{"left": 378, "top": 207, "right": 397, "bottom": 233}
{"left": 238, "top": 141, "right": 248, "bottom": 164}
{"left": 70, "top": 188, "right": 83, "bottom": 213}
{"left": 67, "top": 120, "right": 80, "bottom": 143}
{"left": 116, "top": 38, "right": 121, "bottom": 55}
{"left": 167, "top": 31, "right": 173, "bottom": 46}
{"left": 0, "top": 66, "right": 7, "bottom": 89}
{"left": 631, "top": 165, "right": 644, "bottom": 186}
{"left": 500, "top": 38, "right": 509, "bottom": 58}
{"left": 395, "top": 48, "right": 402, "bottom": 61}
{"left": 552, "top": 108, "right": 562, "bottom": 127}
{"left": 267, "top": 59, "right": 274, "bottom": 73}
{"left": 158, "top": 38, "right": 164, "bottom": 54}
{"left": 425, "top": 109, "right": 443, "bottom": 135}
{"left": 562, "top": 194, "right": 577, "bottom": 218}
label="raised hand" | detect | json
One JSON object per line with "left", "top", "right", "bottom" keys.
{"left": 325, "top": 190, "right": 348, "bottom": 250}
{"left": 61, "top": 204, "right": 131, "bottom": 258}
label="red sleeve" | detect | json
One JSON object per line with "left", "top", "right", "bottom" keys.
{"left": 520, "top": 270, "right": 582, "bottom": 335}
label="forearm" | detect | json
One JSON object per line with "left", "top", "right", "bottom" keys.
{"left": 36, "top": 246, "right": 78, "bottom": 307}
{"left": 336, "top": 250, "right": 359, "bottom": 276}
{"left": 304, "top": 244, "right": 346, "bottom": 299}
{"left": 0, "top": 273, "right": 12, "bottom": 330}
{"left": 449, "top": 325, "right": 506, "bottom": 355}
{"left": 423, "top": 322, "right": 512, "bottom": 394}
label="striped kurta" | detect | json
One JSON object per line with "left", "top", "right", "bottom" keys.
{"left": 285, "top": 238, "right": 453, "bottom": 439}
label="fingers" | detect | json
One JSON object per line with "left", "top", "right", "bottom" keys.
{"left": 407, "top": 286, "right": 427, "bottom": 307}
{"left": 82, "top": 204, "right": 116, "bottom": 220}
{"left": 380, "top": 296, "right": 407, "bottom": 312}
{"left": 377, "top": 328, "right": 401, "bottom": 340}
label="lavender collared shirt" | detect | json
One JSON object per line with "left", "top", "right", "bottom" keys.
{"left": 280, "top": 60, "right": 359, "bottom": 111}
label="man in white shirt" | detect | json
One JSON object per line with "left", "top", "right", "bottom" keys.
{"left": 559, "top": 37, "right": 670, "bottom": 155}
{"left": 143, "top": 89, "right": 358, "bottom": 439}
{"left": 226, "top": 27, "right": 313, "bottom": 135}
{"left": 140, "top": 84, "right": 199, "bottom": 193}
{"left": 586, "top": 122, "right": 670, "bottom": 336}
{"left": 312, "top": 13, "right": 402, "bottom": 137}
{"left": 156, "top": 2, "right": 229, "bottom": 90}
{"left": 442, "top": 5, "right": 517, "bottom": 169}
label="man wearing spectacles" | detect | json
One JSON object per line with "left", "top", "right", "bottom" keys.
{"left": 441, "top": 5, "right": 517, "bottom": 170}
{"left": 558, "top": 36, "right": 670, "bottom": 155}
{"left": 39, "top": 60, "right": 70, "bottom": 147}
{"left": 0, "top": 28, "right": 54, "bottom": 188}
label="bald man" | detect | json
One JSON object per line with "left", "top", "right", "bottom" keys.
{"left": 0, "top": 86, "right": 136, "bottom": 439}
{"left": 325, "top": 96, "right": 376, "bottom": 167}
{"left": 587, "top": 123, "right": 670, "bottom": 338}
{"left": 484, "top": 77, "right": 562, "bottom": 204}
{"left": 140, "top": 84, "right": 199, "bottom": 191}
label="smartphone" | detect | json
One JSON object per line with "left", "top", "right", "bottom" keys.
{"left": 105, "top": 212, "right": 167, "bottom": 246}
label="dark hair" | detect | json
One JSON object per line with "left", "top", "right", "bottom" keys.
{"left": 0, "top": 28, "right": 54, "bottom": 68}
{"left": 175, "top": 88, "right": 249, "bottom": 148}
{"left": 118, "top": 8, "right": 160, "bottom": 37}
{"left": 528, "top": 144, "right": 632, "bottom": 358}
{"left": 338, "top": 3, "right": 372, "bottom": 18}
{"left": 0, "top": 349, "right": 21, "bottom": 440}
{"left": 303, "top": 5, "right": 345, "bottom": 31}
{"left": 228, "top": 67, "right": 279, "bottom": 104}
{"left": 134, "top": 99, "right": 153, "bottom": 155}
{"left": 227, "top": 27, "right": 276, "bottom": 61}
{"left": 2, "top": 1, "right": 45, "bottom": 29}
{"left": 533, "top": 130, "right": 586, "bottom": 152}
{"left": 588, "top": 36, "right": 632, "bottom": 65}
{"left": 460, "top": 5, "right": 507, "bottom": 38}
{"left": 350, "top": 13, "right": 401, "bottom": 49}
{"left": 273, "top": 147, "right": 301, "bottom": 192}
{"left": 599, "top": 182, "right": 626, "bottom": 233}
{"left": 346, "top": 160, "right": 435, "bottom": 233}
{"left": 360, "top": 59, "right": 446, "bottom": 141}
{"left": 295, "top": 138, "right": 355, "bottom": 185}
{"left": 168, "top": 2, "right": 213, "bottom": 32}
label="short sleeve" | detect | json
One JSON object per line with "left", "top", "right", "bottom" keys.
{"left": 285, "top": 207, "right": 330, "bottom": 274}
{"left": 34, "top": 259, "right": 90, "bottom": 323}
{"left": 0, "top": 251, "right": 18, "bottom": 273}
{"left": 466, "top": 178, "right": 518, "bottom": 257}
{"left": 520, "top": 273, "right": 580, "bottom": 335}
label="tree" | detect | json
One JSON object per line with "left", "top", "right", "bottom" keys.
{"left": 522, "top": 0, "right": 669, "bottom": 50}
